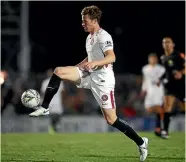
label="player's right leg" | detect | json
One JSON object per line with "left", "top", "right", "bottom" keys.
{"left": 91, "top": 85, "right": 148, "bottom": 161}
{"left": 29, "top": 66, "right": 81, "bottom": 117}
{"left": 101, "top": 107, "right": 148, "bottom": 161}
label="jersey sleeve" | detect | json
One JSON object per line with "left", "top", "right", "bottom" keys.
{"left": 98, "top": 33, "right": 113, "bottom": 52}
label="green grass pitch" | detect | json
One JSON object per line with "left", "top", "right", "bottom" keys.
{"left": 1, "top": 132, "right": 185, "bottom": 162}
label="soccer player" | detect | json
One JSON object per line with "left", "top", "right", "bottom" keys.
{"left": 29, "top": 6, "right": 148, "bottom": 161}
{"left": 40, "top": 69, "right": 65, "bottom": 133}
{"left": 160, "top": 37, "right": 185, "bottom": 138}
{"left": 141, "top": 53, "right": 165, "bottom": 137}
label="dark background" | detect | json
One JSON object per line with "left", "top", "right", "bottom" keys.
{"left": 4, "top": 1, "right": 185, "bottom": 74}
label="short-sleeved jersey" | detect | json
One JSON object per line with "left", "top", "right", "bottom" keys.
{"left": 142, "top": 64, "right": 165, "bottom": 91}
{"left": 85, "top": 28, "right": 115, "bottom": 86}
{"left": 160, "top": 50, "right": 185, "bottom": 82}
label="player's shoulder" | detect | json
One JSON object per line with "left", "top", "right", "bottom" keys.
{"left": 97, "top": 29, "right": 112, "bottom": 40}
{"left": 86, "top": 34, "right": 91, "bottom": 40}
{"left": 173, "top": 50, "right": 185, "bottom": 59}
{"left": 156, "top": 64, "right": 165, "bottom": 69}
{"left": 98, "top": 29, "right": 111, "bottom": 36}
{"left": 173, "top": 50, "right": 181, "bottom": 55}
{"left": 142, "top": 64, "right": 149, "bottom": 71}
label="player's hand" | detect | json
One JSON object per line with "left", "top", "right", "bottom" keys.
{"left": 76, "top": 62, "right": 87, "bottom": 69}
{"left": 173, "top": 70, "right": 182, "bottom": 80}
{"left": 156, "top": 80, "right": 161, "bottom": 87}
{"left": 152, "top": 80, "right": 160, "bottom": 87}
{"left": 84, "top": 61, "right": 99, "bottom": 71}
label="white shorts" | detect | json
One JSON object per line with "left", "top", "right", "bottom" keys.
{"left": 76, "top": 67, "right": 116, "bottom": 109}
{"left": 144, "top": 88, "right": 164, "bottom": 108}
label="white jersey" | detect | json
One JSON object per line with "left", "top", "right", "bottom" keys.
{"left": 41, "top": 78, "right": 64, "bottom": 114}
{"left": 142, "top": 64, "right": 165, "bottom": 108}
{"left": 85, "top": 28, "right": 115, "bottom": 86}
{"left": 142, "top": 64, "right": 165, "bottom": 92}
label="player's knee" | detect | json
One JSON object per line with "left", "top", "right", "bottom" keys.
{"left": 146, "top": 108, "right": 152, "bottom": 113}
{"left": 54, "top": 67, "right": 66, "bottom": 76}
{"left": 54, "top": 67, "right": 61, "bottom": 75}
{"left": 164, "top": 108, "right": 172, "bottom": 113}
{"left": 105, "top": 116, "right": 117, "bottom": 125}
{"left": 164, "top": 104, "right": 173, "bottom": 112}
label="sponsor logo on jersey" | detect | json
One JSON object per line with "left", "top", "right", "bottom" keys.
{"left": 105, "top": 41, "right": 112, "bottom": 47}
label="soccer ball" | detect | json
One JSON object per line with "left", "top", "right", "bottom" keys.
{"left": 21, "top": 89, "right": 40, "bottom": 108}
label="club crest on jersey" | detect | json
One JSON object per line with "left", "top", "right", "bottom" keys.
{"left": 101, "top": 94, "right": 108, "bottom": 101}
{"left": 90, "top": 38, "right": 94, "bottom": 45}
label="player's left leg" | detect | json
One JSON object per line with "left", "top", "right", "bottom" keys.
{"left": 29, "top": 66, "right": 81, "bottom": 116}
{"left": 91, "top": 85, "right": 148, "bottom": 161}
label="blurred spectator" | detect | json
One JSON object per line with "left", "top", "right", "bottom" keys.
{"left": 121, "top": 105, "right": 137, "bottom": 118}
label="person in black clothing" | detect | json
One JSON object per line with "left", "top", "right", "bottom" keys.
{"left": 160, "top": 37, "right": 185, "bottom": 139}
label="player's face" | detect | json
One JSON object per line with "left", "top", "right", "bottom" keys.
{"left": 148, "top": 56, "right": 158, "bottom": 65}
{"left": 162, "top": 38, "right": 175, "bottom": 51}
{"left": 82, "top": 15, "right": 96, "bottom": 32}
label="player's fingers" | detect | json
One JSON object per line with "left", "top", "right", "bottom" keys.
{"left": 87, "top": 65, "right": 92, "bottom": 70}
{"left": 84, "top": 63, "right": 89, "bottom": 68}
{"left": 84, "top": 64, "right": 91, "bottom": 71}
{"left": 84, "top": 65, "right": 88, "bottom": 70}
{"left": 84, "top": 62, "right": 89, "bottom": 66}
{"left": 90, "top": 65, "right": 94, "bottom": 69}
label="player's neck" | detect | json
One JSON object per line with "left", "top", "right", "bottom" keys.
{"left": 149, "top": 64, "right": 156, "bottom": 67}
{"left": 165, "top": 49, "right": 174, "bottom": 56}
{"left": 90, "top": 25, "right": 101, "bottom": 35}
